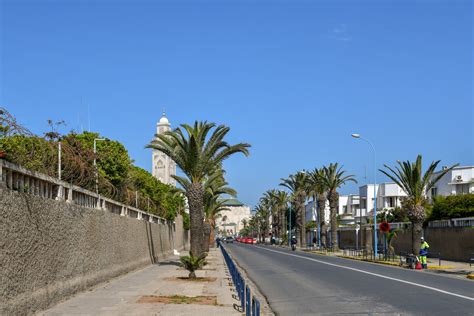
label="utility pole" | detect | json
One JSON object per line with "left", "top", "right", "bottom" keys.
{"left": 93, "top": 138, "right": 105, "bottom": 194}
{"left": 58, "top": 142, "right": 61, "bottom": 180}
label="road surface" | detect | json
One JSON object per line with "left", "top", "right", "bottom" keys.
{"left": 225, "top": 243, "right": 473, "bottom": 315}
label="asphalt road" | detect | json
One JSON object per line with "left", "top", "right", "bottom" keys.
{"left": 225, "top": 243, "right": 474, "bottom": 315}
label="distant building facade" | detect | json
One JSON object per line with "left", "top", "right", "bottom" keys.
{"left": 215, "top": 199, "right": 251, "bottom": 236}
{"left": 151, "top": 112, "right": 176, "bottom": 186}
{"left": 359, "top": 183, "right": 407, "bottom": 222}
{"left": 428, "top": 166, "right": 474, "bottom": 199}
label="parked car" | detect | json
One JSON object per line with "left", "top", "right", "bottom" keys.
{"left": 225, "top": 236, "right": 234, "bottom": 243}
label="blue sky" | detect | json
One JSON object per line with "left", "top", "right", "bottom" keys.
{"left": 1, "top": 0, "right": 472, "bottom": 207}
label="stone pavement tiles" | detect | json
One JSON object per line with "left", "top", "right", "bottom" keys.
{"left": 38, "top": 248, "right": 240, "bottom": 315}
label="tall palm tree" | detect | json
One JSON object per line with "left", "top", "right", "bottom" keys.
{"left": 306, "top": 168, "right": 328, "bottom": 247}
{"left": 254, "top": 203, "right": 270, "bottom": 243}
{"left": 262, "top": 189, "right": 280, "bottom": 239}
{"left": 148, "top": 121, "right": 250, "bottom": 257}
{"left": 380, "top": 155, "right": 457, "bottom": 254}
{"left": 203, "top": 169, "right": 235, "bottom": 251}
{"left": 271, "top": 190, "right": 290, "bottom": 240}
{"left": 321, "top": 163, "right": 357, "bottom": 250}
{"left": 280, "top": 172, "right": 308, "bottom": 247}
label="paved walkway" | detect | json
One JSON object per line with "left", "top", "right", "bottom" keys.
{"left": 38, "top": 248, "right": 240, "bottom": 316}
{"left": 300, "top": 246, "right": 474, "bottom": 279}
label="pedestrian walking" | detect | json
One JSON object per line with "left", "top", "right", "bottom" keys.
{"left": 419, "top": 237, "right": 430, "bottom": 269}
{"left": 312, "top": 235, "right": 317, "bottom": 248}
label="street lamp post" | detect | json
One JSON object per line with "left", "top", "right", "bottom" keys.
{"left": 93, "top": 138, "right": 106, "bottom": 194}
{"left": 351, "top": 133, "right": 378, "bottom": 258}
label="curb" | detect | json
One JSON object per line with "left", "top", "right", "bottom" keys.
{"left": 221, "top": 245, "right": 275, "bottom": 315}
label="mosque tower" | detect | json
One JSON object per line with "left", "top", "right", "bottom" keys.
{"left": 152, "top": 112, "right": 176, "bottom": 186}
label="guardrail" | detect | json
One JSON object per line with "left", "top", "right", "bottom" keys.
{"left": 219, "top": 241, "right": 260, "bottom": 316}
{"left": 429, "top": 217, "right": 474, "bottom": 228}
{"left": 0, "top": 159, "right": 170, "bottom": 225}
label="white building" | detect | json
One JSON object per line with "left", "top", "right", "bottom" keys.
{"left": 305, "top": 199, "right": 329, "bottom": 224}
{"left": 428, "top": 166, "right": 474, "bottom": 198}
{"left": 215, "top": 199, "right": 251, "bottom": 236}
{"left": 359, "top": 182, "right": 407, "bottom": 222}
{"left": 305, "top": 195, "right": 357, "bottom": 225}
{"left": 342, "top": 194, "right": 360, "bottom": 225}
{"left": 151, "top": 112, "right": 176, "bottom": 186}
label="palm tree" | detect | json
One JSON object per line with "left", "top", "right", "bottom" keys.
{"left": 203, "top": 169, "right": 235, "bottom": 251}
{"left": 254, "top": 203, "right": 270, "bottom": 243}
{"left": 262, "top": 189, "right": 281, "bottom": 239}
{"left": 280, "top": 172, "right": 308, "bottom": 247}
{"left": 241, "top": 218, "right": 248, "bottom": 229}
{"left": 321, "top": 163, "right": 357, "bottom": 251}
{"left": 180, "top": 252, "right": 207, "bottom": 279}
{"left": 271, "top": 190, "right": 290, "bottom": 241}
{"left": 380, "top": 155, "right": 457, "bottom": 254}
{"left": 306, "top": 168, "right": 328, "bottom": 247}
{"left": 147, "top": 121, "right": 250, "bottom": 257}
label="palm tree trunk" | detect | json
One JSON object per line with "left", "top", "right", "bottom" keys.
{"left": 203, "top": 221, "right": 211, "bottom": 252}
{"left": 408, "top": 205, "right": 426, "bottom": 255}
{"left": 412, "top": 220, "right": 423, "bottom": 255}
{"left": 318, "top": 193, "right": 327, "bottom": 247}
{"left": 329, "top": 190, "right": 339, "bottom": 251}
{"left": 187, "top": 183, "right": 204, "bottom": 257}
{"left": 281, "top": 207, "right": 286, "bottom": 241}
{"left": 300, "top": 195, "right": 306, "bottom": 248}
{"left": 209, "top": 222, "right": 216, "bottom": 248}
{"left": 294, "top": 202, "right": 302, "bottom": 247}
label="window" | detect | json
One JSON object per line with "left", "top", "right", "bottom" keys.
{"left": 431, "top": 187, "right": 438, "bottom": 197}
{"left": 456, "top": 184, "right": 470, "bottom": 195}
{"left": 387, "top": 197, "right": 395, "bottom": 208}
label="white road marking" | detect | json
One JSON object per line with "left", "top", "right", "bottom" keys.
{"left": 255, "top": 246, "right": 474, "bottom": 302}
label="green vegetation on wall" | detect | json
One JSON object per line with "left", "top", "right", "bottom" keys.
{"left": 0, "top": 108, "right": 184, "bottom": 221}
{"left": 429, "top": 194, "right": 474, "bottom": 220}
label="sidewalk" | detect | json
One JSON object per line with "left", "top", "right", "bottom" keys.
{"left": 294, "top": 246, "right": 474, "bottom": 278}
{"left": 38, "top": 248, "right": 240, "bottom": 316}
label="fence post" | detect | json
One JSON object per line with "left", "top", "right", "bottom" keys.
{"left": 245, "top": 285, "right": 251, "bottom": 316}
{"left": 0, "top": 161, "right": 5, "bottom": 188}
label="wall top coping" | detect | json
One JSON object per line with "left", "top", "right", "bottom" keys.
{"left": 0, "top": 158, "right": 168, "bottom": 222}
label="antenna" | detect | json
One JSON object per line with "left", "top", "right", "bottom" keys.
{"left": 87, "top": 103, "right": 91, "bottom": 132}
{"left": 80, "top": 97, "right": 84, "bottom": 133}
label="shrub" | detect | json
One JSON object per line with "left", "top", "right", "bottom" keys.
{"left": 429, "top": 194, "right": 474, "bottom": 220}
{"left": 180, "top": 252, "right": 207, "bottom": 278}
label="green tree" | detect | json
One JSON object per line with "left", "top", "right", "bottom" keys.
{"left": 128, "top": 166, "right": 184, "bottom": 219}
{"left": 270, "top": 190, "right": 290, "bottom": 240}
{"left": 72, "top": 131, "right": 131, "bottom": 195}
{"left": 429, "top": 194, "right": 474, "bottom": 220}
{"left": 180, "top": 252, "right": 207, "bottom": 279}
{"left": 306, "top": 168, "right": 328, "bottom": 247}
{"left": 321, "top": 163, "right": 357, "bottom": 251}
{"left": 380, "top": 155, "right": 458, "bottom": 254}
{"left": 147, "top": 121, "right": 250, "bottom": 257}
{"left": 203, "top": 169, "right": 235, "bottom": 251}
{"left": 280, "top": 171, "right": 308, "bottom": 247}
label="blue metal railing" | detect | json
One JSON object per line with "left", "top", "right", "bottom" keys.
{"left": 219, "top": 241, "right": 261, "bottom": 315}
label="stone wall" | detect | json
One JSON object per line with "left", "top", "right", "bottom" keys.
{"left": 338, "top": 226, "right": 474, "bottom": 262}
{"left": 0, "top": 188, "right": 189, "bottom": 315}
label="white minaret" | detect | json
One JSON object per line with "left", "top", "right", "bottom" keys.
{"left": 152, "top": 112, "right": 176, "bottom": 186}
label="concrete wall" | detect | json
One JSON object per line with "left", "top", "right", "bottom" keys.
{"left": 338, "top": 226, "right": 474, "bottom": 262}
{"left": 0, "top": 188, "right": 189, "bottom": 315}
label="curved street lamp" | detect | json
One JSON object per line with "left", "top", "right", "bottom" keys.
{"left": 351, "top": 133, "right": 378, "bottom": 258}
